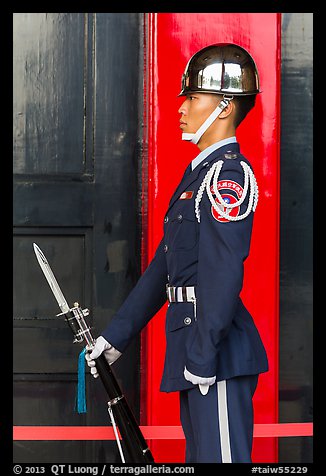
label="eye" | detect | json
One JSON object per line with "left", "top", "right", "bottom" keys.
{"left": 188, "top": 95, "right": 197, "bottom": 101}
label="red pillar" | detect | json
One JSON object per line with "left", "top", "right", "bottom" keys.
{"left": 141, "top": 12, "right": 281, "bottom": 463}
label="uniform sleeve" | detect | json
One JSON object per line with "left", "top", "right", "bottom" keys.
{"left": 101, "top": 238, "right": 168, "bottom": 352}
{"left": 185, "top": 160, "right": 255, "bottom": 377}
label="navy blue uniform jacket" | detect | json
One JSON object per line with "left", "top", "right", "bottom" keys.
{"left": 102, "top": 142, "right": 269, "bottom": 392}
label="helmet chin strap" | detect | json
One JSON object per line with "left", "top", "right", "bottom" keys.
{"left": 182, "top": 95, "right": 233, "bottom": 145}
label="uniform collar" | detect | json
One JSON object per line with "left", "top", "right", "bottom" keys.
{"left": 167, "top": 141, "right": 240, "bottom": 213}
{"left": 191, "top": 136, "right": 237, "bottom": 171}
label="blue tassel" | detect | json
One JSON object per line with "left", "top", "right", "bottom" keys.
{"left": 75, "top": 347, "right": 87, "bottom": 414}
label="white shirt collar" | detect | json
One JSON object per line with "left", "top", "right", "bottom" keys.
{"left": 191, "top": 136, "right": 237, "bottom": 171}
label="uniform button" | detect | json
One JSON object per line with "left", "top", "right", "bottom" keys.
{"left": 164, "top": 216, "right": 169, "bottom": 223}
{"left": 184, "top": 317, "right": 192, "bottom": 325}
{"left": 177, "top": 214, "right": 183, "bottom": 221}
{"left": 164, "top": 244, "right": 168, "bottom": 253}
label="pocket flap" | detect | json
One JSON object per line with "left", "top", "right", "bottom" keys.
{"left": 170, "top": 211, "right": 196, "bottom": 223}
{"left": 167, "top": 305, "right": 194, "bottom": 332}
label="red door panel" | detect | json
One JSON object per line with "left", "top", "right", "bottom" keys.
{"left": 141, "top": 13, "right": 281, "bottom": 463}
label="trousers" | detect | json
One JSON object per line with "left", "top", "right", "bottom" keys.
{"left": 179, "top": 374, "right": 259, "bottom": 463}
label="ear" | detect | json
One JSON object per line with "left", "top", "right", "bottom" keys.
{"left": 218, "top": 100, "right": 235, "bottom": 119}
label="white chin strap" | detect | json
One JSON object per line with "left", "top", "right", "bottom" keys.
{"left": 182, "top": 96, "right": 233, "bottom": 145}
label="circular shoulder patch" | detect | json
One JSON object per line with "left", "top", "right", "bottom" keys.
{"left": 210, "top": 179, "right": 244, "bottom": 222}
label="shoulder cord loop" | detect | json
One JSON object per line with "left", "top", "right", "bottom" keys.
{"left": 195, "top": 160, "right": 259, "bottom": 223}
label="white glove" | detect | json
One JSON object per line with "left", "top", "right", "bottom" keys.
{"left": 184, "top": 366, "right": 216, "bottom": 395}
{"left": 85, "top": 336, "right": 122, "bottom": 378}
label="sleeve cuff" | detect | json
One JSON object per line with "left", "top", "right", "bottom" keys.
{"left": 185, "top": 358, "right": 217, "bottom": 378}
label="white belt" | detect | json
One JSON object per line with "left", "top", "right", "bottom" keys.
{"left": 166, "top": 285, "right": 196, "bottom": 303}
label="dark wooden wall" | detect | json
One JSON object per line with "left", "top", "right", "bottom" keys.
{"left": 13, "top": 13, "right": 143, "bottom": 463}
{"left": 279, "top": 13, "right": 313, "bottom": 462}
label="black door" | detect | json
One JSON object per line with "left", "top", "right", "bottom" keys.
{"left": 13, "top": 13, "right": 143, "bottom": 463}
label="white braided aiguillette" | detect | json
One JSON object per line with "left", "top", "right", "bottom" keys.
{"left": 194, "top": 160, "right": 259, "bottom": 223}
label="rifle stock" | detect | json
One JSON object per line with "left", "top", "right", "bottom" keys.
{"left": 95, "top": 353, "right": 154, "bottom": 463}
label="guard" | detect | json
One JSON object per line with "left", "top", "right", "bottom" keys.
{"left": 86, "top": 43, "right": 269, "bottom": 463}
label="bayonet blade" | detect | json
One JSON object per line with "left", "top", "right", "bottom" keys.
{"left": 33, "top": 243, "right": 70, "bottom": 314}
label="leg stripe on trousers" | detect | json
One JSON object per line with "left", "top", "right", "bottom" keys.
{"left": 217, "top": 380, "right": 232, "bottom": 463}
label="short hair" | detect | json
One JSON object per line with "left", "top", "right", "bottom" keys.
{"left": 232, "top": 95, "right": 256, "bottom": 128}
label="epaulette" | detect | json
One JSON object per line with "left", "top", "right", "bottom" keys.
{"left": 195, "top": 159, "right": 259, "bottom": 223}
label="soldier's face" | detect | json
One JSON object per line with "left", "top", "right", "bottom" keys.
{"left": 178, "top": 93, "right": 220, "bottom": 134}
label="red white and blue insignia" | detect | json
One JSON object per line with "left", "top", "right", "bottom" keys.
{"left": 210, "top": 180, "right": 243, "bottom": 222}
{"left": 194, "top": 159, "right": 258, "bottom": 224}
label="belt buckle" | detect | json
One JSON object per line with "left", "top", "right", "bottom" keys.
{"left": 166, "top": 283, "right": 171, "bottom": 302}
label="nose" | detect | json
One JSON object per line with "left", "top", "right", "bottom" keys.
{"left": 178, "top": 100, "right": 187, "bottom": 115}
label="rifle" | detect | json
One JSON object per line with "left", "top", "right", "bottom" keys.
{"left": 33, "top": 243, "right": 154, "bottom": 463}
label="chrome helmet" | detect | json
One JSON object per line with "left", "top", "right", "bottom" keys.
{"left": 179, "top": 43, "right": 260, "bottom": 97}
